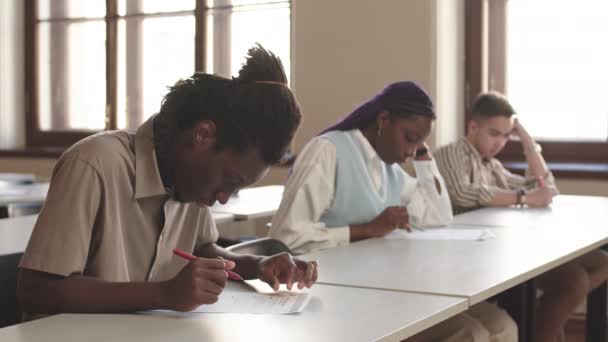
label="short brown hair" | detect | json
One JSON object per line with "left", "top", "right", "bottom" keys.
{"left": 470, "top": 91, "right": 515, "bottom": 120}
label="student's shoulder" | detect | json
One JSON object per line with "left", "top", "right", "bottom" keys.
{"left": 434, "top": 139, "right": 473, "bottom": 166}
{"left": 301, "top": 135, "right": 337, "bottom": 156}
{"left": 435, "top": 139, "right": 463, "bottom": 159}
{"left": 435, "top": 139, "right": 463, "bottom": 154}
{"left": 59, "top": 130, "right": 135, "bottom": 169}
{"left": 291, "top": 135, "right": 337, "bottom": 171}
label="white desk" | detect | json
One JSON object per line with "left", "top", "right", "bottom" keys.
{"left": 0, "top": 182, "right": 49, "bottom": 206}
{"left": 307, "top": 218, "right": 608, "bottom": 305}
{"left": 0, "top": 173, "right": 36, "bottom": 184}
{"left": 0, "top": 215, "right": 37, "bottom": 256}
{"left": 453, "top": 195, "right": 608, "bottom": 228}
{"left": 212, "top": 212, "right": 236, "bottom": 225}
{"left": 0, "top": 211, "right": 234, "bottom": 256}
{"left": 0, "top": 284, "right": 467, "bottom": 342}
{"left": 211, "top": 185, "right": 284, "bottom": 220}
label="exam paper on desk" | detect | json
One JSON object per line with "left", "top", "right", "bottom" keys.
{"left": 145, "top": 280, "right": 311, "bottom": 315}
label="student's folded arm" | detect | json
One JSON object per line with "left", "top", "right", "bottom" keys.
{"left": 403, "top": 160, "right": 453, "bottom": 227}
{"left": 508, "top": 164, "right": 558, "bottom": 191}
{"left": 488, "top": 189, "right": 518, "bottom": 207}
{"left": 268, "top": 138, "right": 349, "bottom": 255}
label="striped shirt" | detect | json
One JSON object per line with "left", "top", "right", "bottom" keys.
{"left": 434, "top": 137, "right": 554, "bottom": 213}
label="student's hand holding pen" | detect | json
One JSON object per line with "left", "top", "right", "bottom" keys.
{"left": 256, "top": 252, "right": 318, "bottom": 291}
{"left": 162, "top": 257, "right": 235, "bottom": 312}
{"left": 351, "top": 206, "right": 410, "bottom": 241}
{"left": 524, "top": 185, "right": 559, "bottom": 208}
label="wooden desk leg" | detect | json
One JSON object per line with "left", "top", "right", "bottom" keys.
{"left": 586, "top": 281, "right": 607, "bottom": 342}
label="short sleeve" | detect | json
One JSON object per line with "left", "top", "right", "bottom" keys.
{"left": 19, "top": 153, "right": 102, "bottom": 276}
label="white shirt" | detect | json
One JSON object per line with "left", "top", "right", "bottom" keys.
{"left": 269, "top": 130, "right": 453, "bottom": 255}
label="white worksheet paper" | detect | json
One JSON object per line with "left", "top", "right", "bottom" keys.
{"left": 146, "top": 280, "right": 311, "bottom": 315}
{"left": 194, "top": 283, "right": 310, "bottom": 314}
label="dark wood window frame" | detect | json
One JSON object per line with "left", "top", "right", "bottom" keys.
{"left": 465, "top": 0, "right": 608, "bottom": 179}
{"left": 13, "top": 0, "right": 291, "bottom": 158}
{"left": 23, "top": 0, "right": 207, "bottom": 150}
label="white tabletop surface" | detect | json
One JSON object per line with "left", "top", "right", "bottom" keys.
{"left": 0, "top": 173, "right": 36, "bottom": 184}
{"left": 306, "top": 215, "right": 608, "bottom": 305}
{"left": 0, "top": 284, "right": 467, "bottom": 342}
{"left": 211, "top": 185, "right": 284, "bottom": 220}
{"left": 0, "top": 211, "right": 234, "bottom": 256}
{"left": 0, "top": 215, "right": 37, "bottom": 255}
{"left": 0, "top": 182, "right": 49, "bottom": 206}
{"left": 453, "top": 195, "right": 608, "bottom": 228}
{"left": 211, "top": 211, "right": 235, "bottom": 225}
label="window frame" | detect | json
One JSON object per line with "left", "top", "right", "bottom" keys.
{"left": 25, "top": 0, "right": 208, "bottom": 148}
{"left": 465, "top": 0, "right": 608, "bottom": 178}
{"left": 24, "top": 0, "right": 291, "bottom": 149}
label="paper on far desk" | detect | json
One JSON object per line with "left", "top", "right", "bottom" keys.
{"left": 192, "top": 280, "right": 311, "bottom": 314}
{"left": 385, "top": 228, "right": 496, "bottom": 241}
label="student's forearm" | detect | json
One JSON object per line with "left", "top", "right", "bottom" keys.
{"left": 489, "top": 190, "right": 518, "bottom": 207}
{"left": 520, "top": 134, "right": 548, "bottom": 178}
{"left": 195, "top": 243, "right": 262, "bottom": 279}
{"left": 349, "top": 224, "right": 375, "bottom": 241}
{"left": 18, "top": 269, "right": 168, "bottom": 314}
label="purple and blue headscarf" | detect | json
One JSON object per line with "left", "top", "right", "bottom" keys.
{"left": 320, "top": 81, "right": 436, "bottom": 134}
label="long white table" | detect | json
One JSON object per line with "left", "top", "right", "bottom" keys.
{"left": 0, "top": 182, "right": 49, "bottom": 206}
{"left": 211, "top": 185, "right": 284, "bottom": 220}
{"left": 0, "top": 215, "right": 37, "bottom": 256}
{"left": 6, "top": 195, "right": 608, "bottom": 341}
{"left": 0, "top": 284, "right": 467, "bottom": 342}
{"left": 307, "top": 196, "right": 608, "bottom": 305}
{"left": 0, "top": 173, "right": 36, "bottom": 184}
{"left": 0, "top": 211, "right": 235, "bottom": 257}
{"left": 453, "top": 195, "right": 608, "bottom": 228}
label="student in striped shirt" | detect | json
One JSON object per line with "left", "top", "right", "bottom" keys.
{"left": 434, "top": 91, "right": 608, "bottom": 342}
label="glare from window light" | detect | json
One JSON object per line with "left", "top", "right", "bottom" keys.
{"left": 507, "top": 0, "right": 608, "bottom": 141}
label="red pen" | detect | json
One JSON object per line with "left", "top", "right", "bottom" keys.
{"left": 173, "top": 248, "right": 243, "bottom": 281}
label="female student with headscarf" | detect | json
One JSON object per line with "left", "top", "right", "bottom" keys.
{"left": 269, "top": 82, "right": 517, "bottom": 342}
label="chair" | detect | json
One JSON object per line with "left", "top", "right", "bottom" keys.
{"left": 226, "top": 237, "right": 291, "bottom": 256}
{"left": 0, "top": 252, "right": 23, "bottom": 328}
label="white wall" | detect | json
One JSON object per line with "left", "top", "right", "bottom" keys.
{"left": 291, "top": 0, "right": 438, "bottom": 151}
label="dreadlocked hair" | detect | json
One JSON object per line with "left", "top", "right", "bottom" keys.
{"left": 157, "top": 43, "right": 301, "bottom": 165}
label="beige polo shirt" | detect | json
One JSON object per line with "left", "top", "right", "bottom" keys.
{"left": 20, "top": 115, "right": 218, "bottom": 282}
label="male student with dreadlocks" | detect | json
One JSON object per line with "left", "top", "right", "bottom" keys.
{"left": 17, "top": 44, "right": 318, "bottom": 319}
{"left": 269, "top": 82, "right": 517, "bottom": 342}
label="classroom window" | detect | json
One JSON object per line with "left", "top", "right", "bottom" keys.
{"left": 506, "top": 0, "right": 608, "bottom": 142}
{"left": 25, "top": 0, "right": 291, "bottom": 145}
{"left": 465, "top": 0, "right": 608, "bottom": 176}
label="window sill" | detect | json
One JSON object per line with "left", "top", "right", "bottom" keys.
{"left": 503, "top": 161, "right": 608, "bottom": 179}
{"left": 0, "top": 147, "right": 65, "bottom": 158}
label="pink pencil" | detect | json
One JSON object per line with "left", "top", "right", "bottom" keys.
{"left": 173, "top": 248, "right": 243, "bottom": 281}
